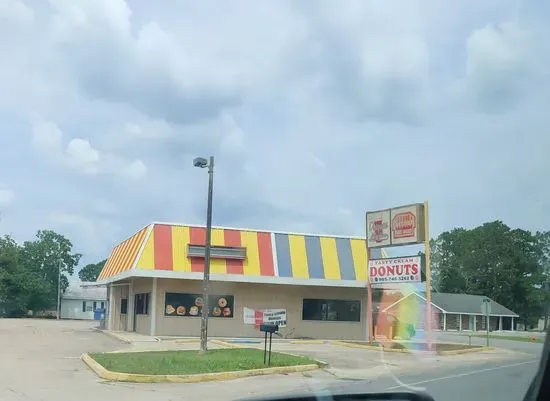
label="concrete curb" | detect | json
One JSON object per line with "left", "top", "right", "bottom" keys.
{"left": 93, "top": 329, "right": 133, "bottom": 344}
{"left": 81, "top": 353, "right": 320, "bottom": 383}
{"left": 330, "top": 341, "right": 493, "bottom": 355}
{"left": 289, "top": 340, "right": 325, "bottom": 344}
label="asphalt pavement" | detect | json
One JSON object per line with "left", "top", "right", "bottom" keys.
{"left": 318, "top": 355, "right": 540, "bottom": 401}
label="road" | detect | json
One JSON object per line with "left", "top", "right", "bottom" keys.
{"left": 319, "top": 357, "right": 540, "bottom": 401}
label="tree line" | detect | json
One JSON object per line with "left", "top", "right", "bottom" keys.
{"left": 428, "top": 221, "right": 550, "bottom": 328}
{"left": 1, "top": 221, "right": 549, "bottom": 328}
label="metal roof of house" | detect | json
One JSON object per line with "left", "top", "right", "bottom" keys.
{"left": 383, "top": 291, "right": 519, "bottom": 317}
{"left": 62, "top": 284, "right": 106, "bottom": 301}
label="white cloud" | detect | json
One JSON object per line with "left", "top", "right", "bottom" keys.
{"left": 0, "top": 188, "right": 15, "bottom": 208}
{"left": 0, "top": 0, "right": 548, "bottom": 268}
{"left": 31, "top": 120, "right": 147, "bottom": 180}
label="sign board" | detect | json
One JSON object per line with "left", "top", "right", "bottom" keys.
{"left": 368, "top": 256, "right": 422, "bottom": 284}
{"left": 481, "top": 299, "right": 492, "bottom": 315}
{"left": 366, "top": 204, "right": 425, "bottom": 248}
{"left": 243, "top": 308, "right": 287, "bottom": 327}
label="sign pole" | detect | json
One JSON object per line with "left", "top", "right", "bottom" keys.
{"left": 367, "top": 247, "right": 373, "bottom": 343}
{"left": 423, "top": 201, "right": 432, "bottom": 351}
{"left": 486, "top": 302, "right": 489, "bottom": 346}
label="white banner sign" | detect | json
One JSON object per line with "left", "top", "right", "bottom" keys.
{"left": 368, "top": 256, "right": 422, "bottom": 284}
{"left": 243, "top": 307, "right": 287, "bottom": 327}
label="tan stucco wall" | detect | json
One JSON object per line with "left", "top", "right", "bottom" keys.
{"left": 112, "top": 278, "right": 369, "bottom": 341}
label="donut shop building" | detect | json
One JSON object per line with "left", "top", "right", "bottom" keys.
{"left": 96, "top": 222, "right": 384, "bottom": 340}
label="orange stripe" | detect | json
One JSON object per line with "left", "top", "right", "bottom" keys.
{"left": 100, "top": 246, "right": 118, "bottom": 279}
{"left": 107, "top": 246, "right": 125, "bottom": 278}
{"left": 102, "top": 245, "right": 122, "bottom": 279}
{"left": 112, "top": 228, "right": 147, "bottom": 276}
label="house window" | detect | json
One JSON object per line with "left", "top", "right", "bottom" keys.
{"left": 93, "top": 301, "right": 97, "bottom": 310}
{"left": 100, "top": 302, "right": 105, "bottom": 309}
{"left": 121, "top": 299, "right": 128, "bottom": 314}
{"left": 82, "top": 301, "right": 86, "bottom": 313}
{"left": 135, "top": 293, "right": 150, "bottom": 315}
{"left": 302, "top": 299, "right": 361, "bottom": 322}
{"left": 187, "top": 244, "right": 246, "bottom": 260}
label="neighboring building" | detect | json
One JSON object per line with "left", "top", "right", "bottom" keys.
{"left": 60, "top": 284, "right": 107, "bottom": 320}
{"left": 95, "top": 222, "right": 388, "bottom": 340}
{"left": 383, "top": 291, "right": 519, "bottom": 332}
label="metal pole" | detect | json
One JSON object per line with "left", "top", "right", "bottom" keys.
{"left": 56, "top": 260, "right": 62, "bottom": 320}
{"left": 268, "top": 332, "right": 273, "bottom": 366}
{"left": 485, "top": 302, "right": 490, "bottom": 346}
{"left": 199, "top": 156, "right": 214, "bottom": 353}
{"left": 424, "top": 201, "right": 432, "bottom": 351}
{"left": 366, "top": 212, "right": 373, "bottom": 343}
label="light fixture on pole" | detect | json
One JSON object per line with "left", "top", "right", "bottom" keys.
{"left": 193, "top": 156, "right": 214, "bottom": 353}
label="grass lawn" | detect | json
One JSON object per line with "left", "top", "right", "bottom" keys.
{"left": 345, "top": 341, "right": 483, "bottom": 352}
{"left": 89, "top": 348, "right": 317, "bottom": 375}
{"left": 470, "top": 334, "right": 544, "bottom": 343}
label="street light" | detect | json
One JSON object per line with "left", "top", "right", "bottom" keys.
{"left": 193, "top": 156, "right": 214, "bottom": 353}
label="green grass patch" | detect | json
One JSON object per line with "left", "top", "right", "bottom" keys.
{"left": 89, "top": 348, "right": 317, "bottom": 375}
{"left": 470, "top": 334, "right": 544, "bottom": 343}
{"left": 344, "top": 341, "right": 483, "bottom": 352}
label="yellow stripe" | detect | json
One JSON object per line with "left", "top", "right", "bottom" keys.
{"left": 137, "top": 230, "right": 155, "bottom": 270}
{"left": 350, "top": 239, "right": 368, "bottom": 280}
{"left": 209, "top": 228, "right": 227, "bottom": 274}
{"left": 288, "top": 235, "right": 309, "bottom": 279}
{"left": 320, "top": 237, "right": 341, "bottom": 280}
{"left": 241, "top": 231, "right": 261, "bottom": 276}
{"left": 171, "top": 225, "right": 191, "bottom": 272}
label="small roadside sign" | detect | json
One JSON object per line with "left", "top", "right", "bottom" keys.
{"left": 481, "top": 298, "right": 492, "bottom": 315}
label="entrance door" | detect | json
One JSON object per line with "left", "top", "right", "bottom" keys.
{"left": 469, "top": 315, "right": 475, "bottom": 331}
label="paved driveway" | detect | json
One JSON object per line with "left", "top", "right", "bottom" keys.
{"left": 0, "top": 319, "right": 538, "bottom": 401}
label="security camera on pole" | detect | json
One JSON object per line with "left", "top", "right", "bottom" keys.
{"left": 366, "top": 202, "right": 431, "bottom": 349}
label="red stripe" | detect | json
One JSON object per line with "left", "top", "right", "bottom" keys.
{"left": 224, "top": 229, "right": 243, "bottom": 274}
{"left": 257, "top": 232, "right": 275, "bottom": 276}
{"left": 189, "top": 226, "right": 206, "bottom": 272}
{"left": 154, "top": 225, "right": 173, "bottom": 270}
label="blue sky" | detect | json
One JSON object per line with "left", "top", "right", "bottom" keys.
{"left": 0, "top": 0, "right": 548, "bottom": 272}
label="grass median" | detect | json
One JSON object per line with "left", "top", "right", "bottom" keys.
{"left": 343, "top": 341, "right": 484, "bottom": 353}
{"left": 470, "top": 334, "right": 544, "bottom": 343}
{"left": 89, "top": 348, "right": 317, "bottom": 375}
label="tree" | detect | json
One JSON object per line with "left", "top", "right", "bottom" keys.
{"left": 0, "top": 235, "right": 49, "bottom": 316}
{"left": 19, "top": 230, "right": 82, "bottom": 310}
{"left": 78, "top": 259, "right": 106, "bottom": 282}
{"left": 430, "top": 221, "right": 547, "bottom": 326}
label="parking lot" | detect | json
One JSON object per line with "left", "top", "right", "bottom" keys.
{"left": 0, "top": 319, "right": 531, "bottom": 401}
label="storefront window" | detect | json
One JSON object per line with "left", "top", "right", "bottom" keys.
{"left": 302, "top": 299, "right": 361, "bottom": 322}
{"left": 164, "top": 293, "right": 234, "bottom": 318}
{"left": 135, "top": 293, "right": 150, "bottom": 315}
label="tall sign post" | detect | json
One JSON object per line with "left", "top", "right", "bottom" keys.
{"left": 481, "top": 298, "right": 491, "bottom": 346}
{"left": 424, "top": 201, "right": 432, "bottom": 350}
{"left": 366, "top": 203, "right": 429, "bottom": 345}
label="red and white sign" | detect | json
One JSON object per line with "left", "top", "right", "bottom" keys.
{"left": 244, "top": 308, "right": 287, "bottom": 327}
{"left": 366, "top": 204, "right": 425, "bottom": 248}
{"left": 368, "top": 256, "right": 422, "bottom": 284}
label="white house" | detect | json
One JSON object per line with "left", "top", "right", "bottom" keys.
{"left": 60, "top": 283, "right": 107, "bottom": 320}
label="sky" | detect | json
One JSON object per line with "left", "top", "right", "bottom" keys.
{"left": 0, "top": 0, "right": 549, "bottom": 273}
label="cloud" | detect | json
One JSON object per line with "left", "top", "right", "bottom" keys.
{"left": 0, "top": 0, "right": 548, "bottom": 270}
{"left": 31, "top": 119, "right": 147, "bottom": 180}
{"left": 0, "top": 188, "right": 15, "bottom": 208}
